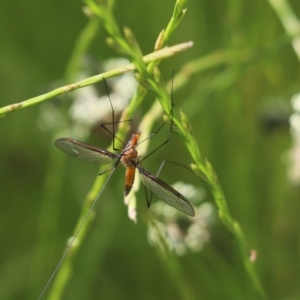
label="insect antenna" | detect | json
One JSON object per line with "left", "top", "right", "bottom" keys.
{"left": 100, "top": 78, "right": 132, "bottom": 151}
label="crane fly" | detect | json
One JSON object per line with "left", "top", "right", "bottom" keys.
{"left": 54, "top": 131, "right": 195, "bottom": 217}
{"left": 38, "top": 75, "right": 195, "bottom": 300}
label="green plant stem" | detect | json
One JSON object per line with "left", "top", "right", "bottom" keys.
{"left": 0, "top": 41, "right": 193, "bottom": 118}
{"left": 164, "top": 0, "right": 188, "bottom": 44}
{"left": 137, "top": 62, "right": 267, "bottom": 298}
{"left": 179, "top": 111, "right": 268, "bottom": 300}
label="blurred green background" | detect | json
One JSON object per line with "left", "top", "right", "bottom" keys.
{"left": 0, "top": 0, "right": 299, "bottom": 299}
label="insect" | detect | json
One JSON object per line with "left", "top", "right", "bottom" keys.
{"left": 54, "top": 131, "right": 195, "bottom": 216}
{"left": 38, "top": 76, "right": 194, "bottom": 300}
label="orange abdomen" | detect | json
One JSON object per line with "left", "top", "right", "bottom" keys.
{"left": 124, "top": 166, "right": 136, "bottom": 196}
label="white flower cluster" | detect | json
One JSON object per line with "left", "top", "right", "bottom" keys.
{"left": 69, "top": 58, "right": 137, "bottom": 139}
{"left": 147, "top": 182, "right": 215, "bottom": 256}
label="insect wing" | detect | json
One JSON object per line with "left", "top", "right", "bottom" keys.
{"left": 54, "top": 138, "right": 118, "bottom": 165}
{"left": 137, "top": 166, "right": 195, "bottom": 216}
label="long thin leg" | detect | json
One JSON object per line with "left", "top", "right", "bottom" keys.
{"left": 37, "top": 167, "right": 117, "bottom": 300}
{"left": 139, "top": 70, "right": 175, "bottom": 163}
{"left": 145, "top": 160, "right": 167, "bottom": 208}
{"left": 143, "top": 184, "right": 151, "bottom": 208}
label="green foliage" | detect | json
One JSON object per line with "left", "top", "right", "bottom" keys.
{"left": 0, "top": 0, "right": 299, "bottom": 300}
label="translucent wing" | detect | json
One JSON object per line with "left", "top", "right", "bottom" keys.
{"left": 137, "top": 166, "right": 195, "bottom": 216}
{"left": 54, "top": 138, "right": 118, "bottom": 165}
